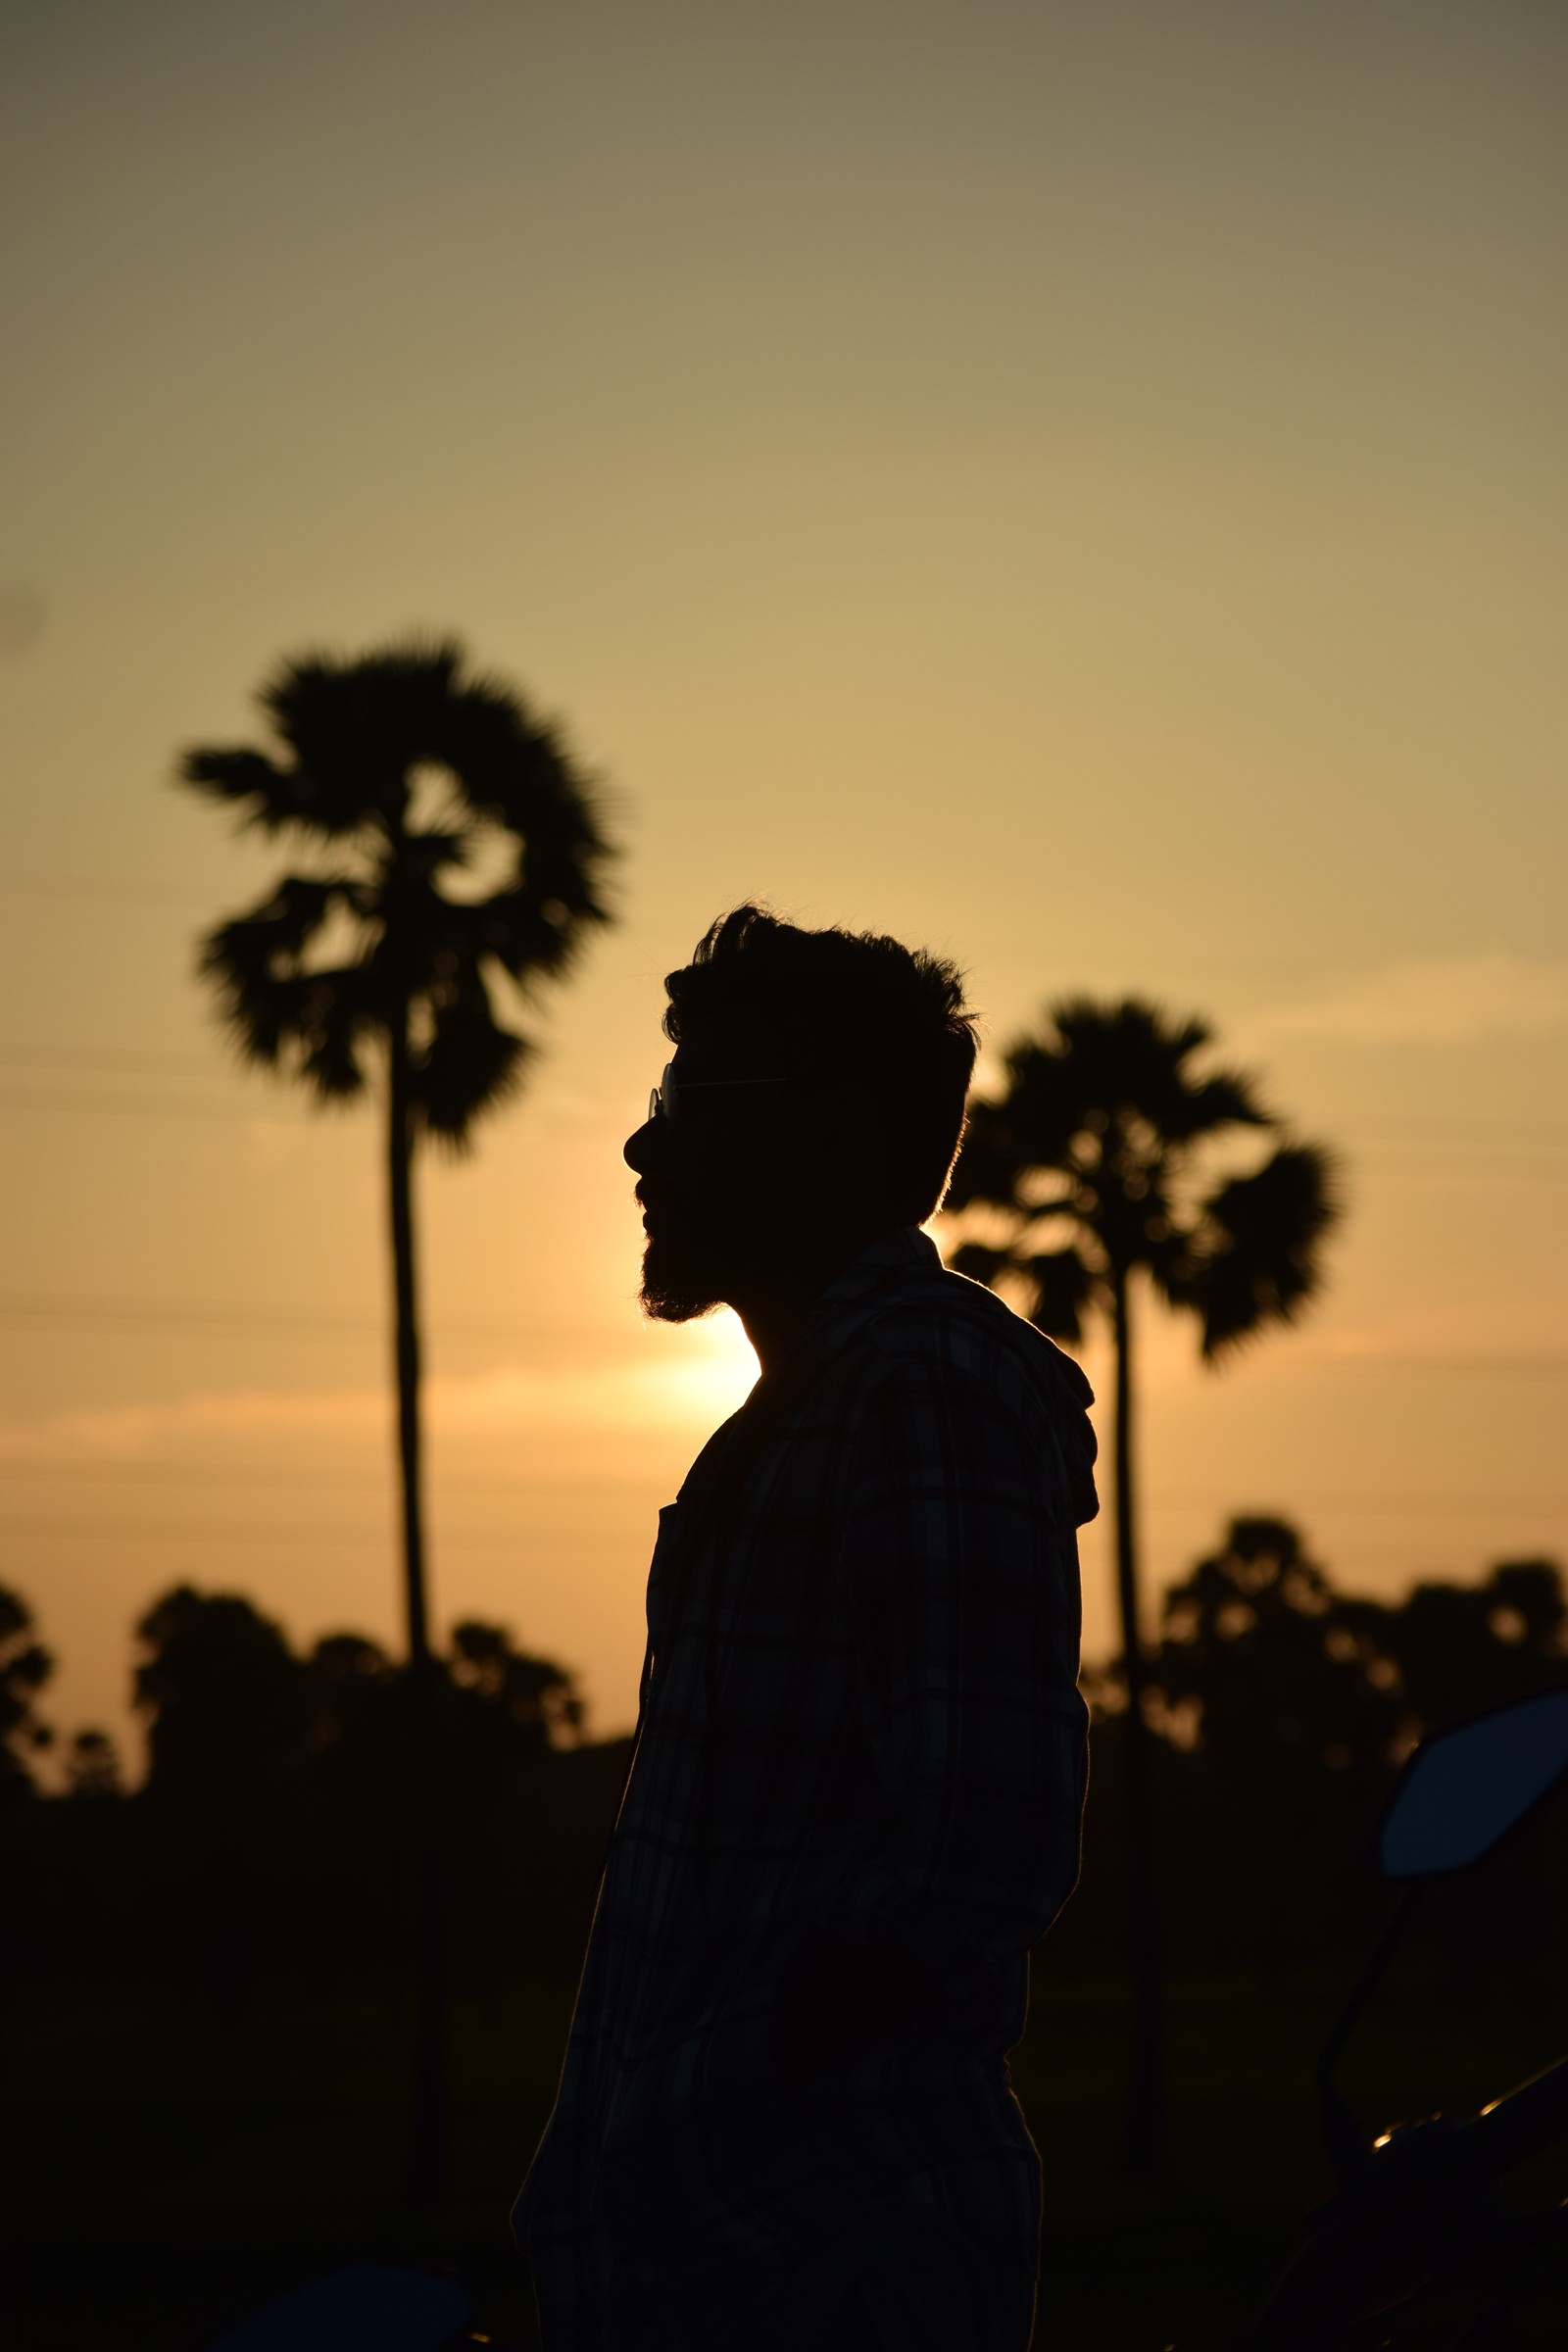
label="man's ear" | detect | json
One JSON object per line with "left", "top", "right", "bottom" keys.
{"left": 802, "top": 1080, "right": 872, "bottom": 1145}
{"left": 805, "top": 1083, "right": 886, "bottom": 1202}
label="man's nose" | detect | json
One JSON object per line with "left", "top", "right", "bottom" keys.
{"left": 624, "top": 1113, "right": 662, "bottom": 1173}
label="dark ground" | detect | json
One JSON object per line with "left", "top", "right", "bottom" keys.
{"left": 3, "top": 1969, "right": 1565, "bottom": 2350}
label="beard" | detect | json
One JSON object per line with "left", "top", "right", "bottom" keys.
{"left": 634, "top": 1176, "right": 775, "bottom": 1326}
{"left": 638, "top": 1227, "right": 730, "bottom": 1323}
{"left": 637, "top": 1161, "right": 796, "bottom": 1323}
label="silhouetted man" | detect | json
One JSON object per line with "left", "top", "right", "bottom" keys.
{"left": 514, "top": 907, "right": 1097, "bottom": 2349}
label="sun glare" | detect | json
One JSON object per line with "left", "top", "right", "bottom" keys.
{"left": 650, "top": 1311, "right": 761, "bottom": 1426}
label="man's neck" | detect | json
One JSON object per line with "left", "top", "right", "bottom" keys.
{"left": 729, "top": 1222, "right": 889, "bottom": 1374}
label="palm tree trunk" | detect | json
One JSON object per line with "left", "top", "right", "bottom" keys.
{"left": 1111, "top": 1264, "right": 1162, "bottom": 2173}
{"left": 388, "top": 1008, "right": 447, "bottom": 2203}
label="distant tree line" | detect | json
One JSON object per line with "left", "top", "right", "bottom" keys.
{"left": 1053, "top": 1519, "right": 1568, "bottom": 1983}
{"left": 1, "top": 1587, "right": 627, "bottom": 1995}
{"left": 3, "top": 1523, "right": 1565, "bottom": 1998}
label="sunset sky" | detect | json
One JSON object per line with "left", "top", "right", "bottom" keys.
{"left": 3, "top": 0, "right": 1565, "bottom": 1770}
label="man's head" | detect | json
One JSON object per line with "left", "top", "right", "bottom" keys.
{"left": 624, "top": 904, "right": 978, "bottom": 1322}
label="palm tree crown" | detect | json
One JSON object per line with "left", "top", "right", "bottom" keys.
{"left": 945, "top": 996, "right": 1339, "bottom": 1356}
{"left": 180, "top": 635, "right": 615, "bottom": 1143}
{"left": 944, "top": 995, "right": 1340, "bottom": 2172}
{"left": 177, "top": 634, "right": 614, "bottom": 2201}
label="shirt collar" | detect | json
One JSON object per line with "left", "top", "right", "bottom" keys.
{"left": 808, "top": 1224, "right": 940, "bottom": 1325}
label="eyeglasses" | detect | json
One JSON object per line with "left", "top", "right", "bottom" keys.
{"left": 647, "top": 1062, "right": 788, "bottom": 1125}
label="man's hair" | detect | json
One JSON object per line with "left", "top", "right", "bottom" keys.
{"left": 663, "top": 904, "right": 979, "bottom": 1225}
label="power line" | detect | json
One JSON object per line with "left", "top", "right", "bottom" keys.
{"left": 0, "top": 1297, "right": 1563, "bottom": 1375}
{"left": 0, "top": 873, "right": 215, "bottom": 908}
{"left": 0, "top": 1044, "right": 625, "bottom": 1124}
{"left": 0, "top": 1088, "right": 317, "bottom": 1126}
{"left": 0, "top": 1514, "right": 634, "bottom": 1549}
{"left": 0, "top": 1461, "right": 658, "bottom": 1495}
{"left": 1352, "top": 1137, "right": 1568, "bottom": 1160}
{"left": 4, "top": 1039, "right": 1567, "bottom": 1154}
{"left": 0, "top": 1464, "right": 1562, "bottom": 1512}
{"left": 0, "top": 1291, "right": 613, "bottom": 1340}
{"left": 1284, "top": 1353, "right": 1568, "bottom": 1379}
{"left": 5, "top": 1498, "right": 1560, "bottom": 1550}
{"left": 1334, "top": 1163, "right": 1568, "bottom": 1188}
{"left": 0, "top": 1044, "right": 217, "bottom": 1076}
{"left": 1147, "top": 1493, "right": 1568, "bottom": 1516}
{"left": 5, "top": 1083, "right": 1566, "bottom": 1175}
{"left": 0, "top": 1296, "right": 380, "bottom": 1335}
{"left": 1346, "top": 1115, "right": 1568, "bottom": 1144}
{"left": 0, "top": 1084, "right": 622, "bottom": 1132}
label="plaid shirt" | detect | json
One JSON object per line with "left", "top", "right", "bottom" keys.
{"left": 514, "top": 1227, "right": 1097, "bottom": 2345}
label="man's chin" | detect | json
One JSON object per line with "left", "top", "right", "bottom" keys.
{"left": 639, "top": 1240, "right": 725, "bottom": 1325}
{"left": 640, "top": 1289, "right": 722, "bottom": 1325}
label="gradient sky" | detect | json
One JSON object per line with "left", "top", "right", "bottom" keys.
{"left": 3, "top": 0, "right": 1565, "bottom": 1770}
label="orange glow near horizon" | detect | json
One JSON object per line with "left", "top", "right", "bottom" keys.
{"left": 2, "top": 0, "right": 1565, "bottom": 1775}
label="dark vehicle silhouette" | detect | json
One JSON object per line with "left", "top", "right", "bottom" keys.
{"left": 207, "top": 2265, "right": 473, "bottom": 2350}
{"left": 1230, "top": 1687, "right": 1568, "bottom": 2349}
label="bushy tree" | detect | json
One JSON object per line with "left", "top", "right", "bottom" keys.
{"left": 133, "top": 1586, "right": 585, "bottom": 1819}
{"left": 126, "top": 1585, "right": 592, "bottom": 1986}
{"left": 1362, "top": 1561, "right": 1567, "bottom": 1740}
{"left": 135, "top": 1586, "right": 310, "bottom": 1812}
{"left": 0, "top": 1585, "right": 53, "bottom": 1802}
{"left": 1065, "top": 1528, "right": 1568, "bottom": 1979}
{"left": 1146, "top": 1532, "right": 1568, "bottom": 1781}
{"left": 1144, "top": 1516, "right": 1398, "bottom": 1782}
{"left": 62, "top": 1730, "right": 122, "bottom": 1802}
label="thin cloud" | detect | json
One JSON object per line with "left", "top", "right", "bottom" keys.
{"left": 1250, "top": 956, "right": 1568, "bottom": 1048}
{"left": 0, "top": 1328, "right": 759, "bottom": 1465}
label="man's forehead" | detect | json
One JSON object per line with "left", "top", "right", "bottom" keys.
{"left": 669, "top": 1010, "right": 770, "bottom": 1077}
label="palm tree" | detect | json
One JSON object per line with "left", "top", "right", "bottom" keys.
{"left": 944, "top": 999, "right": 1339, "bottom": 2171}
{"left": 177, "top": 635, "right": 615, "bottom": 2196}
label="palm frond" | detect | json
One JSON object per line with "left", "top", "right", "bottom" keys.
{"left": 948, "top": 1240, "right": 1012, "bottom": 1288}
{"left": 416, "top": 983, "right": 535, "bottom": 1148}
{"left": 198, "top": 878, "right": 374, "bottom": 1097}
{"left": 1020, "top": 1245, "right": 1098, "bottom": 1345}
{"left": 292, "top": 968, "right": 379, "bottom": 1101}
{"left": 436, "top": 887, "right": 584, "bottom": 989}
{"left": 261, "top": 634, "right": 466, "bottom": 747}
{"left": 178, "top": 747, "right": 296, "bottom": 823}
{"left": 1154, "top": 1066, "right": 1272, "bottom": 1144}
{"left": 1183, "top": 1143, "right": 1344, "bottom": 1359}
{"left": 1044, "top": 997, "right": 1212, "bottom": 1111}
{"left": 945, "top": 1099, "right": 1031, "bottom": 1212}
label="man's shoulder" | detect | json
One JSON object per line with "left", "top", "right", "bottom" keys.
{"left": 851, "top": 1253, "right": 1095, "bottom": 1425}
